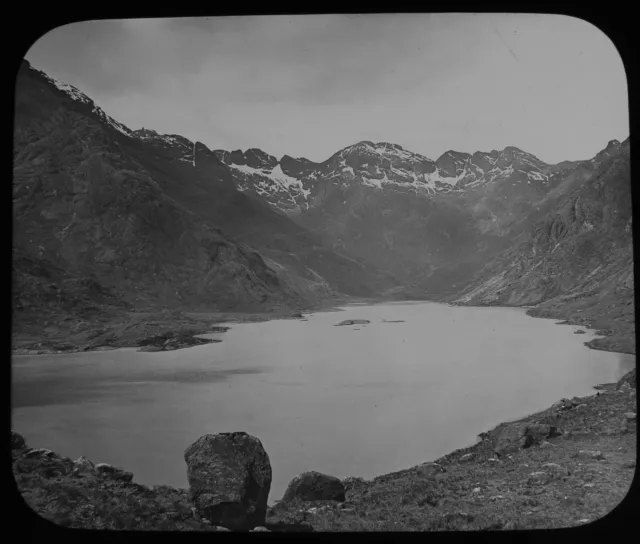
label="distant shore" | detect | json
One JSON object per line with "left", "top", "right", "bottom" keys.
{"left": 12, "top": 294, "right": 634, "bottom": 357}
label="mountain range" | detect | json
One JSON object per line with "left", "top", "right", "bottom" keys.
{"left": 12, "top": 59, "right": 633, "bottom": 352}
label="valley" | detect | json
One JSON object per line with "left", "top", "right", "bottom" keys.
{"left": 12, "top": 52, "right": 634, "bottom": 534}
{"left": 12, "top": 60, "right": 633, "bottom": 357}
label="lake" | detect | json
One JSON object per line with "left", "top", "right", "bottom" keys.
{"left": 11, "top": 302, "right": 635, "bottom": 502}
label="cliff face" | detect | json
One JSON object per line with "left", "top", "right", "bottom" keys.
{"left": 454, "top": 139, "right": 633, "bottom": 352}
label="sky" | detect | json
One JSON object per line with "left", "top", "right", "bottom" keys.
{"left": 25, "top": 14, "right": 629, "bottom": 164}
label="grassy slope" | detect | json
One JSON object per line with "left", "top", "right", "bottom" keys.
{"left": 14, "top": 370, "right": 636, "bottom": 532}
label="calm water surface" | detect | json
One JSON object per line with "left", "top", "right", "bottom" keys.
{"left": 12, "top": 302, "right": 635, "bottom": 501}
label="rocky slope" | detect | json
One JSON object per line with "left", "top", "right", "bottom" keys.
{"left": 453, "top": 139, "right": 633, "bottom": 353}
{"left": 13, "top": 369, "right": 636, "bottom": 532}
{"left": 13, "top": 60, "right": 397, "bottom": 339}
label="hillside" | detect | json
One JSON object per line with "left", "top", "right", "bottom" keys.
{"left": 12, "top": 60, "right": 400, "bottom": 348}
{"left": 454, "top": 139, "right": 633, "bottom": 353}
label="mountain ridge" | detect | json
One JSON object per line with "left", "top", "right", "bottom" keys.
{"left": 13, "top": 59, "right": 634, "bottom": 355}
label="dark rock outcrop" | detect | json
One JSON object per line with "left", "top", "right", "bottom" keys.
{"left": 489, "top": 422, "right": 562, "bottom": 456}
{"left": 617, "top": 368, "right": 636, "bottom": 390}
{"left": 184, "top": 432, "right": 272, "bottom": 531}
{"left": 281, "top": 471, "right": 346, "bottom": 503}
{"left": 94, "top": 463, "right": 134, "bottom": 482}
{"left": 11, "top": 430, "right": 27, "bottom": 450}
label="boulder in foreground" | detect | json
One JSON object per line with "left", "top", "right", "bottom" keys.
{"left": 184, "top": 432, "right": 272, "bottom": 531}
{"left": 281, "top": 471, "right": 346, "bottom": 503}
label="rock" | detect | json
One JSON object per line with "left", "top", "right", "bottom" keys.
{"left": 250, "top": 526, "right": 270, "bottom": 532}
{"left": 74, "top": 456, "right": 95, "bottom": 470}
{"left": 416, "top": 462, "right": 445, "bottom": 478}
{"left": 552, "top": 398, "right": 575, "bottom": 411}
{"left": 574, "top": 330, "right": 586, "bottom": 334}
{"left": 527, "top": 472, "right": 550, "bottom": 485}
{"left": 184, "top": 432, "right": 272, "bottom": 531}
{"left": 212, "top": 526, "right": 231, "bottom": 532}
{"left": 539, "top": 441, "right": 555, "bottom": 448}
{"left": 502, "top": 521, "right": 517, "bottom": 530}
{"left": 24, "top": 448, "right": 58, "bottom": 458}
{"left": 490, "top": 422, "right": 561, "bottom": 456}
{"left": 575, "top": 404, "right": 588, "bottom": 411}
{"left": 576, "top": 450, "right": 605, "bottom": 461}
{"left": 541, "top": 463, "right": 570, "bottom": 478}
{"left": 489, "top": 495, "right": 505, "bottom": 502}
{"left": 11, "top": 431, "right": 26, "bottom": 450}
{"left": 334, "top": 320, "right": 370, "bottom": 326}
{"left": 630, "top": 391, "right": 636, "bottom": 403}
{"left": 282, "top": 471, "right": 346, "bottom": 503}
{"left": 623, "top": 460, "right": 636, "bottom": 469}
{"left": 341, "top": 476, "right": 366, "bottom": 491}
{"left": 459, "top": 453, "right": 475, "bottom": 463}
{"left": 623, "top": 412, "right": 636, "bottom": 422}
{"left": 94, "top": 463, "right": 134, "bottom": 482}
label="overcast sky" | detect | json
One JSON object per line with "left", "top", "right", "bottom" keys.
{"left": 25, "top": 14, "right": 628, "bottom": 164}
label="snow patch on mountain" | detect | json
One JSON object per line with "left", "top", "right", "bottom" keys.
{"left": 42, "top": 71, "right": 135, "bottom": 138}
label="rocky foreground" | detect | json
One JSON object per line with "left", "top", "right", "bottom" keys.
{"left": 12, "top": 368, "right": 636, "bottom": 532}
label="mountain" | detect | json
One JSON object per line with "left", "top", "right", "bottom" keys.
{"left": 219, "top": 138, "right": 595, "bottom": 295}
{"left": 454, "top": 138, "right": 633, "bottom": 352}
{"left": 13, "top": 60, "right": 632, "bottom": 353}
{"left": 12, "top": 60, "right": 397, "bottom": 331}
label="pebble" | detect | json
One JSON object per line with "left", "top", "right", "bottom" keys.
{"left": 460, "top": 453, "right": 475, "bottom": 463}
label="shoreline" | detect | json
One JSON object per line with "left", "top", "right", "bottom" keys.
{"left": 12, "top": 296, "right": 632, "bottom": 357}
{"left": 12, "top": 364, "right": 636, "bottom": 531}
